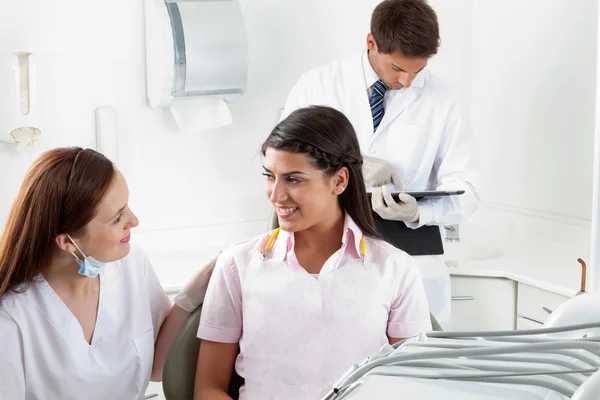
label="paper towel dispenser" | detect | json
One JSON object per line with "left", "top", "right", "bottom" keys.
{"left": 144, "top": 0, "right": 248, "bottom": 108}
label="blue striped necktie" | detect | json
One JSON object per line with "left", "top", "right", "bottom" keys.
{"left": 370, "top": 79, "right": 388, "bottom": 132}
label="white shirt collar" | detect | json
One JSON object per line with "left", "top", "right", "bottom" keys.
{"left": 273, "top": 213, "right": 365, "bottom": 262}
{"left": 340, "top": 213, "right": 364, "bottom": 258}
{"left": 362, "top": 49, "right": 381, "bottom": 90}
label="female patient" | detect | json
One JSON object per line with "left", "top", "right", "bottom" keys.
{"left": 0, "top": 148, "right": 171, "bottom": 400}
{"left": 195, "top": 106, "right": 432, "bottom": 399}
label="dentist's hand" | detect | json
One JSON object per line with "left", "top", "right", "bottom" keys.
{"left": 372, "top": 186, "right": 420, "bottom": 222}
{"left": 173, "top": 251, "right": 222, "bottom": 312}
{"left": 362, "top": 156, "right": 403, "bottom": 190}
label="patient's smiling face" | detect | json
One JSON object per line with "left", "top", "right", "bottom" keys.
{"left": 263, "top": 148, "right": 347, "bottom": 233}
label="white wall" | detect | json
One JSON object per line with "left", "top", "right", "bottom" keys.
{"left": 1, "top": 0, "right": 597, "bottom": 257}
{"left": 470, "top": 0, "right": 598, "bottom": 222}
{"left": 427, "top": 0, "right": 474, "bottom": 109}
{"left": 429, "top": 0, "right": 598, "bottom": 225}
{"left": 0, "top": 0, "right": 385, "bottom": 254}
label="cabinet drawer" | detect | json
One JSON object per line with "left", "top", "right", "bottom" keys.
{"left": 146, "top": 381, "right": 166, "bottom": 400}
{"left": 517, "top": 284, "right": 570, "bottom": 324}
{"left": 451, "top": 276, "right": 516, "bottom": 331}
{"left": 451, "top": 276, "right": 515, "bottom": 298}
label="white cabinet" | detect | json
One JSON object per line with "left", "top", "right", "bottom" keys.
{"left": 450, "top": 275, "right": 572, "bottom": 332}
{"left": 516, "top": 283, "right": 570, "bottom": 328}
{"left": 166, "top": 290, "right": 179, "bottom": 303}
{"left": 450, "top": 276, "right": 517, "bottom": 331}
{"left": 145, "top": 382, "right": 165, "bottom": 400}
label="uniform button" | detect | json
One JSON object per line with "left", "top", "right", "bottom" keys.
{"left": 368, "top": 147, "right": 376, "bottom": 153}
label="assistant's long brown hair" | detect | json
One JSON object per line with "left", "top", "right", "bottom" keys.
{"left": 0, "top": 147, "right": 115, "bottom": 298}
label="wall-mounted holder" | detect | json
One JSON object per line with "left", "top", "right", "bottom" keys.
{"left": 9, "top": 127, "right": 41, "bottom": 153}
{"left": 0, "top": 51, "right": 42, "bottom": 152}
{"left": 144, "top": 0, "right": 248, "bottom": 131}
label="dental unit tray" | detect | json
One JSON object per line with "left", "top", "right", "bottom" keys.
{"left": 322, "top": 322, "right": 600, "bottom": 400}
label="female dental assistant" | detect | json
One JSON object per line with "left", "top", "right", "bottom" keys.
{"left": 0, "top": 148, "right": 171, "bottom": 400}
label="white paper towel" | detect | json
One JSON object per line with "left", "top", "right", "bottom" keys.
{"left": 169, "top": 96, "right": 232, "bottom": 131}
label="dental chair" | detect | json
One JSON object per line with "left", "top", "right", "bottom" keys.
{"left": 162, "top": 305, "right": 244, "bottom": 400}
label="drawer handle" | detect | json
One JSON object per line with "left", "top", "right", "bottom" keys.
{"left": 542, "top": 307, "right": 553, "bottom": 315}
{"left": 520, "top": 315, "right": 544, "bottom": 324}
{"left": 452, "top": 296, "right": 475, "bottom": 301}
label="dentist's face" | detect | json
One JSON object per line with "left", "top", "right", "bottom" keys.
{"left": 70, "top": 171, "right": 139, "bottom": 262}
{"left": 366, "top": 33, "right": 428, "bottom": 90}
{"left": 263, "top": 148, "right": 344, "bottom": 233}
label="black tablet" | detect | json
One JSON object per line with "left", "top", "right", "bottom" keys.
{"left": 367, "top": 190, "right": 465, "bottom": 201}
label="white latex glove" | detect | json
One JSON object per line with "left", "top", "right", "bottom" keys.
{"left": 362, "top": 156, "right": 403, "bottom": 190}
{"left": 173, "top": 251, "right": 221, "bottom": 312}
{"left": 372, "top": 186, "right": 420, "bottom": 222}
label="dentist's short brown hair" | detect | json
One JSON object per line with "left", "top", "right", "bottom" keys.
{"left": 371, "top": 0, "right": 440, "bottom": 58}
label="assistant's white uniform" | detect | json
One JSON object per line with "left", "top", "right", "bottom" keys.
{"left": 0, "top": 245, "right": 171, "bottom": 400}
{"left": 282, "top": 50, "right": 480, "bottom": 329}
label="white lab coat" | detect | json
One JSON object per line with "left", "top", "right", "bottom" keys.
{"left": 282, "top": 50, "right": 480, "bottom": 330}
{"left": 0, "top": 245, "right": 171, "bottom": 400}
